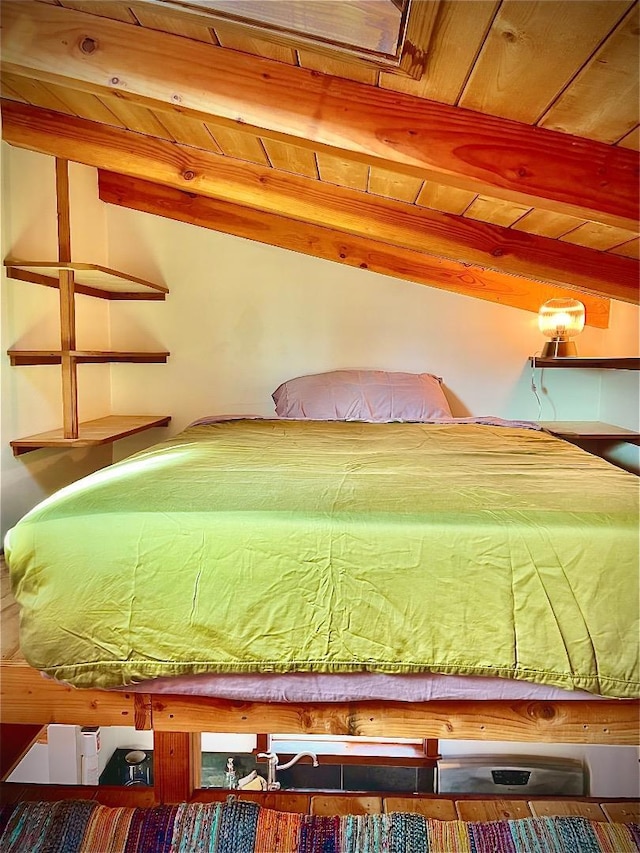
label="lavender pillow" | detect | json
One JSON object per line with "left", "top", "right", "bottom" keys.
{"left": 272, "top": 369, "right": 452, "bottom": 421}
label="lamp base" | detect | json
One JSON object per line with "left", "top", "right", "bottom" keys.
{"left": 541, "top": 339, "right": 578, "bottom": 358}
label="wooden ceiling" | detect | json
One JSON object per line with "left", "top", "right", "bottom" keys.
{"left": 1, "top": 0, "right": 639, "bottom": 327}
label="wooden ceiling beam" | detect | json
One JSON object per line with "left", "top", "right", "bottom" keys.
{"left": 97, "top": 170, "right": 610, "bottom": 328}
{"left": 2, "top": 100, "right": 636, "bottom": 305}
{"left": 1, "top": 0, "right": 638, "bottom": 230}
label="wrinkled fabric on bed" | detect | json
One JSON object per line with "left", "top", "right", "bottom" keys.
{"left": 5, "top": 419, "right": 639, "bottom": 696}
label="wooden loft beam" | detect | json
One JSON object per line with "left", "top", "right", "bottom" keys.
{"left": 98, "top": 171, "right": 611, "bottom": 328}
{"left": 2, "top": 0, "right": 638, "bottom": 230}
{"left": 2, "top": 101, "right": 636, "bottom": 305}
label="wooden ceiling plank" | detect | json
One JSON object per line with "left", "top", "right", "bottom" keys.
{"left": 261, "top": 139, "right": 318, "bottom": 179}
{"left": 538, "top": 4, "right": 640, "bottom": 143}
{"left": 0, "top": 73, "right": 76, "bottom": 116}
{"left": 131, "top": 4, "right": 218, "bottom": 43}
{"left": 316, "top": 153, "right": 370, "bottom": 192}
{"left": 560, "top": 222, "right": 640, "bottom": 252}
{"left": 98, "top": 95, "right": 176, "bottom": 140}
{"left": 609, "top": 237, "right": 640, "bottom": 259}
{"left": 3, "top": 101, "right": 636, "bottom": 304}
{"left": 214, "top": 26, "right": 297, "bottom": 64}
{"left": 40, "top": 81, "right": 127, "bottom": 127}
{"left": 3, "top": 0, "right": 638, "bottom": 229}
{"left": 58, "top": 1, "right": 139, "bottom": 24}
{"left": 416, "top": 183, "right": 477, "bottom": 215}
{"left": 97, "top": 169, "right": 611, "bottom": 328}
{"left": 151, "top": 108, "right": 223, "bottom": 152}
{"left": 458, "top": 0, "right": 632, "bottom": 124}
{"left": 368, "top": 167, "right": 423, "bottom": 203}
{"left": 203, "top": 123, "right": 269, "bottom": 165}
{"left": 297, "top": 51, "right": 379, "bottom": 85}
{"left": 0, "top": 79, "right": 27, "bottom": 104}
{"left": 463, "top": 196, "right": 532, "bottom": 228}
{"left": 511, "top": 209, "right": 588, "bottom": 239}
{"left": 380, "top": 1, "right": 500, "bottom": 103}
{"left": 397, "top": 0, "right": 441, "bottom": 80}
{"left": 617, "top": 125, "right": 640, "bottom": 150}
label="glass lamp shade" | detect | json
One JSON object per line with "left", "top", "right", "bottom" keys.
{"left": 538, "top": 298, "right": 585, "bottom": 357}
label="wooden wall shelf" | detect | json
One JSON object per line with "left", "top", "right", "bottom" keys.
{"left": 539, "top": 421, "right": 640, "bottom": 444}
{"left": 10, "top": 415, "right": 171, "bottom": 456}
{"left": 8, "top": 350, "right": 170, "bottom": 366}
{"left": 5, "top": 261, "right": 168, "bottom": 300}
{"left": 530, "top": 357, "right": 640, "bottom": 370}
{"left": 6, "top": 158, "right": 171, "bottom": 453}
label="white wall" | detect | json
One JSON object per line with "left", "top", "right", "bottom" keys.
{"left": 2, "top": 146, "right": 639, "bottom": 534}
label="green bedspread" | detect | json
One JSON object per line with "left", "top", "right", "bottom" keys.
{"left": 5, "top": 419, "right": 639, "bottom": 696}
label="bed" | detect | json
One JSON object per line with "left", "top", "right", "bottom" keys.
{"left": 2, "top": 371, "right": 639, "bottom": 802}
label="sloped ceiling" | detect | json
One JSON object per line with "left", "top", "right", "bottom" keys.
{"left": 1, "top": 0, "right": 638, "bottom": 327}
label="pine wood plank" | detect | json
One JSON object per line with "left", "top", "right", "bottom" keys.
{"left": 609, "top": 237, "right": 640, "bottom": 259}
{"left": 151, "top": 108, "right": 222, "bottom": 152}
{"left": 463, "top": 196, "right": 531, "bottom": 228}
{"left": 8, "top": 350, "right": 170, "bottom": 365}
{"left": 58, "top": 1, "right": 138, "bottom": 24}
{"left": 154, "top": 732, "right": 201, "bottom": 804}
{"left": 368, "top": 167, "right": 423, "bottom": 202}
{"left": 384, "top": 797, "right": 457, "bottom": 819}
{"left": 0, "top": 72, "right": 75, "bottom": 115}
{"left": 560, "top": 222, "right": 640, "bottom": 252}
{"left": 98, "top": 95, "right": 176, "bottom": 140}
{"left": 456, "top": 800, "right": 533, "bottom": 820}
{"left": 10, "top": 415, "right": 171, "bottom": 456}
{"left": 311, "top": 796, "right": 382, "bottom": 816}
{"left": 55, "top": 158, "right": 78, "bottom": 439}
{"left": 539, "top": 421, "right": 640, "bottom": 443}
{"left": 236, "top": 792, "right": 311, "bottom": 813}
{"left": 132, "top": 5, "right": 219, "bottom": 43}
{"left": 511, "top": 210, "right": 586, "bottom": 239}
{"left": 416, "top": 182, "right": 476, "bottom": 215}
{"left": 539, "top": 4, "right": 640, "bottom": 143}
{"left": 3, "top": 2, "right": 638, "bottom": 229}
{"left": 150, "top": 694, "right": 640, "bottom": 745}
{"left": 379, "top": 0, "right": 500, "bottom": 103}
{"left": 531, "top": 358, "right": 640, "bottom": 370}
{"left": 316, "top": 153, "right": 369, "bottom": 191}
{"left": 396, "top": 0, "right": 440, "bottom": 80}
{"left": 5, "top": 260, "right": 168, "bottom": 295}
{"left": 297, "top": 51, "right": 379, "bottom": 85}
{"left": 262, "top": 138, "right": 318, "bottom": 178}
{"left": 529, "top": 801, "right": 607, "bottom": 820}
{"left": 459, "top": 0, "right": 631, "bottom": 123}
{"left": 0, "top": 77, "right": 28, "bottom": 103}
{"left": 214, "top": 26, "right": 297, "bottom": 64}
{"left": 0, "top": 663, "right": 142, "bottom": 726}
{"left": 97, "top": 170, "right": 612, "bottom": 328}
{"left": 41, "top": 82, "right": 126, "bottom": 127}
{"left": 600, "top": 802, "right": 640, "bottom": 823}
{"left": 204, "top": 123, "right": 269, "bottom": 165}
{"left": 12, "top": 105, "right": 632, "bottom": 300}
{"left": 618, "top": 125, "right": 640, "bottom": 150}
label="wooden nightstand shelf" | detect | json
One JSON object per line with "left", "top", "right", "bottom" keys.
{"left": 538, "top": 421, "right": 640, "bottom": 444}
{"left": 529, "top": 357, "right": 640, "bottom": 370}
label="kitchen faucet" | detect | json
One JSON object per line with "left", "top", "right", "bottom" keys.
{"left": 256, "top": 751, "right": 319, "bottom": 790}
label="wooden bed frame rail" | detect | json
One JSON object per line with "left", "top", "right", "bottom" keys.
{"left": 2, "top": 661, "right": 637, "bottom": 744}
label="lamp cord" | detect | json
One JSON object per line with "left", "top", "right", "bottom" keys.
{"left": 530, "top": 353, "right": 543, "bottom": 420}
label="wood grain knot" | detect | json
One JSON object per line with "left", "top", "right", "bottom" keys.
{"left": 182, "top": 171, "right": 196, "bottom": 181}
{"left": 80, "top": 37, "right": 97, "bottom": 55}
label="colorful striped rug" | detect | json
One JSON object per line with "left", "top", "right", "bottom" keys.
{"left": 1, "top": 799, "right": 638, "bottom": 852}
